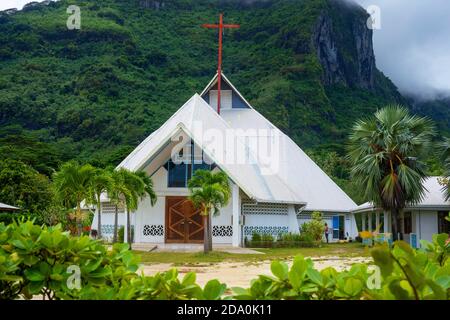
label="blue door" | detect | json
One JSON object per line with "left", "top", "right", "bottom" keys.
{"left": 332, "top": 216, "right": 339, "bottom": 239}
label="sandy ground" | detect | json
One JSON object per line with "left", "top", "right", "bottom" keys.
{"left": 139, "top": 256, "right": 371, "bottom": 287}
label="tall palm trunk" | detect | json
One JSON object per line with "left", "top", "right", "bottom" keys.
{"left": 208, "top": 213, "right": 213, "bottom": 251}
{"left": 97, "top": 194, "right": 102, "bottom": 239}
{"left": 391, "top": 208, "right": 399, "bottom": 241}
{"left": 113, "top": 204, "right": 118, "bottom": 243}
{"left": 126, "top": 208, "right": 132, "bottom": 249}
{"left": 203, "top": 208, "right": 211, "bottom": 253}
{"left": 203, "top": 214, "right": 209, "bottom": 253}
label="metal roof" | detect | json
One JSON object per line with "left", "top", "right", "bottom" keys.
{"left": 353, "top": 177, "right": 450, "bottom": 213}
{"left": 117, "top": 74, "right": 358, "bottom": 211}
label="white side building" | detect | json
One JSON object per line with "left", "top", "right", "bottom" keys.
{"left": 353, "top": 177, "right": 450, "bottom": 247}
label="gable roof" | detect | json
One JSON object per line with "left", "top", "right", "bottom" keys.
{"left": 118, "top": 73, "right": 358, "bottom": 212}
{"left": 118, "top": 93, "right": 306, "bottom": 205}
{"left": 353, "top": 177, "right": 450, "bottom": 213}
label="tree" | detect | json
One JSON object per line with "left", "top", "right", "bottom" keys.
{"left": 133, "top": 170, "right": 157, "bottom": 244}
{"left": 439, "top": 137, "right": 450, "bottom": 200}
{"left": 121, "top": 170, "right": 145, "bottom": 247}
{"left": 106, "top": 169, "right": 156, "bottom": 246}
{"left": 107, "top": 168, "right": 130, "bottom": 244}
{"left": 0, "top": 159, "right": 53, "bottom": 214}
{"left": 87, "top": 168, "right": 112, "bottom": 239}
{"left": 348, "top": 106, "right": 435, "bottom": 240}
{"left": 135, "top": 171, "right": 157, "bottom": 208}
{"left": 188, "top": 170, "right": 231, "bottom": 253}
{"left": 53, "top": 161, "right": 95, "bottom": 235}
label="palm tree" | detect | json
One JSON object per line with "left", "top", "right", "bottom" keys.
{"left": 439, "top": 137, "right": 450, "bottom": 200}
{"left": 108, "top": 168, "right": 130, "bottom": 243}
{"left": 348, "top": 105, "right": 435, "bottom": 240}
{"left": 53, "top": 161, "right": 95, "bottom": 236}
{"left": 188, "top": 170, "right": 231, "bottom": 253}
{"left": 122, "top": 170, "right": 157, "bottom": 246}
{"left": 86, "top": 168, "right": 112, "bottom": 239}
{"left": 135, "top": 171, "right": 157, "bottom": 208}
{"left": 121, "top": 170, "right": 145, "bottom": 246}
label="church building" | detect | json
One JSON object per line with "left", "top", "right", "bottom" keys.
{"left": 91, "top": 73, "right": 358, "bottom": 246}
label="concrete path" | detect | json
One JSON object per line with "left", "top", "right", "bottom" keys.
{"left": 132, "top": 243, "right": 263, "bottom": 254}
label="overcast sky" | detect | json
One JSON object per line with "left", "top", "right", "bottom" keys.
{"left": 1, "top": 0, "right": 449, "bottom": 100}
{"left": 0, "top": 0, "right": 35, "bottom": 10}
{"left": 354, "top": 0, "right": 450, "bottom": 100}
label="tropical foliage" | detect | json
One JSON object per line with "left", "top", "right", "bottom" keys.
{"left": 234, "top": 234, "right": 449, "bottom": 300}
{"left": 439, "top": 137, "right": 450, "bottom": 200}
{"left": 348, "top": 106, "right": 436, "bottom": 239}
{"left": 300, "top": 211, "right": 326, "bottom": 242}
{"left": 0, "top": 159, "right": 53, "bottom": 214}
{"left": 0, "top": 0, "right": 408, "bottom": 178}
{"left": 86, "top": 167, "right": 113, "bottom": 239}
{"left": 188, "top": 170, "right": 231, "bottom": 253}
{"left": 1, "top": 220, "right": 448, "bottom": 300}
{"left": 53, "top": 161, "right": 96, "bottom": 235}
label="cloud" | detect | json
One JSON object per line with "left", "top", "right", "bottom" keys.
{"left": 0, "top": 1, "right": 37, "bottom": 10}
{"left": 352, "top": 0, "right": 450, "bottom": 100}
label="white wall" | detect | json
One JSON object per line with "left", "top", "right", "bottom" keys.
{"left": 91, "top": 205, "right": 128, "bottom": 241}
{"left": 243, "top": 202, "right": 291, "bottom": 239}
{"left": 415, "top": 210, "right": 438, "bottom": 243}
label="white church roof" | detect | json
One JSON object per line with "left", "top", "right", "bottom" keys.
{"left": 354, "top": 177, "right": 450, "bottom": 213}
{"left": 118, "top": 73, "right": 357, "bottom": 212}
{"left": 118, "top": 94, "right": 305, "bottom": 205}
{"left": 0, "top": 202, "right": 19, "bottom": 211}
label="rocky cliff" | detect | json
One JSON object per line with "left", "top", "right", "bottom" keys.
{"left": 313, "top": 0, "right": 376, "bottom": 89}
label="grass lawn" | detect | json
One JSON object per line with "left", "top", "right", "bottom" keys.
{"left": 134, "top": 242, "right": 371, "bottom": 266}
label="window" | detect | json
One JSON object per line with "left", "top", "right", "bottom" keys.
{"left": 166, "top": 140, "right": 214, "bottom": 188}
{"left": 403, "top": 212, "right": 412, "bottom": 234}
{"left": 438, "top": 211, "right": 450, "bottom": 234}
{"left": 167, "top": 161, "right": 188, "bottom": 188}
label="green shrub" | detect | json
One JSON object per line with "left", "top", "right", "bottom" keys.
{"left": 301, "top": 211, "right": 325, "bottom": 242}
{"left": 234, "top": 234, "right": 450, "bottom": 300}
{"left": 251, "top": 232, "right": 261, "bottom": 242}
{"left": 274, "top": 232, "right": 317, "bottom": 248}
{"left": 1, "top": 220, "right": 448, "bottom": 300}
{"left": 0, "top": 220, "right": 226, "bottom": 300}
{"left": 247, "top": 232, "right": 319, "bottom": 248}
{"left": 118, "top": 225, "right": 124, "bottom": 243}
{"left": 261, "top": 234, "right": 274, "bottom": 242}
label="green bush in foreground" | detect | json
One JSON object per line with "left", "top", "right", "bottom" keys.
{"left": 0, "top": 220, "right": 448, "bottom": 300}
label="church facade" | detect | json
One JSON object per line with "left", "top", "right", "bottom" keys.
{"left": 91, "top": 73, "right": 358, "bottom": 246}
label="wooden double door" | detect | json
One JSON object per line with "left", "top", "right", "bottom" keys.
{"left": 165, "top": 196, "right": 204, "bottom": 243}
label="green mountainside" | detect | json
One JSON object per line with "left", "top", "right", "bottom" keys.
{"left": 0, "top": 0, "right": 415, "bottom": 181}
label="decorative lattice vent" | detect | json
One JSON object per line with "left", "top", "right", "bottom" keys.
{"left": 101, "top": 224, "right": 115, "bottom": 235}
{"left": 242, "top": 202, "right": 288, "bottom": 215}
{"left": 101, "top": 202, "right": 125, "bottom": 214}
{"left": 143, "top": 225, "right": 164, "bottom": 236}
{"left": 244, "top": 226, "right": 289, "bottom": 236}
{"left": 212, "top": 225, "right": 233, "bottom": 237}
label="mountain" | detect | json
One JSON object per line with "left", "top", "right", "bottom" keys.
{"left": 410, "top": 97, "right": 450, "bottom": 137}
{"left": 0, "top": 0, "right": 406, "bottom": 175}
